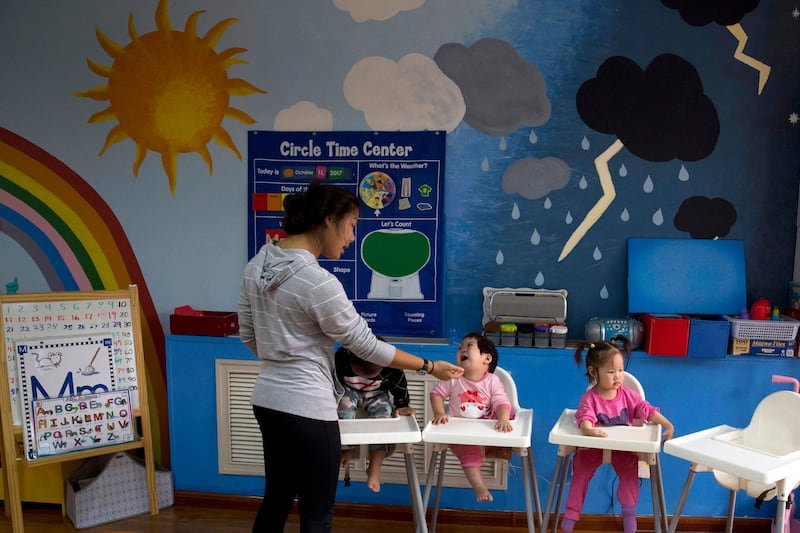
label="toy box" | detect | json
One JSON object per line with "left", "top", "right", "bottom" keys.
{"left": 66, "top": 451, "right": 174, "bottom": 529}
{"left": 641, "top": 313, "right": 690, "bottom": 356}
{"left": 169, "top": 306, "right": 239, "bottom": 336}
{"left": 729, "top": 338, "right": 797, "bottom": 357}
{"left": 687, "top": 316, "right": 730, "bottom": 358}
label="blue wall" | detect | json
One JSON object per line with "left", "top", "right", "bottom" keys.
{"left": 167, "top": 334, "right": 800, "bottom": 519}
{"left": 3, "top": 1, "right": 799, "bottom": 347}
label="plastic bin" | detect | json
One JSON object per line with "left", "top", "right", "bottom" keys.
{"left": 687, "top": 316, "right": 730, "bottom": 358}
{"left": 724, "top": 315, "right": 800, "bottom": 341}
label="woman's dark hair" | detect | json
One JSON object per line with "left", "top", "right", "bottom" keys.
{"left": 282, "top": 180, "right": 359, "bottom": 235}
{"left": 338, "top": 335, "right": 387, "bottom": 378}
{"left": 573, "top": 335, "right": 633, "bottom": 383}
{"left": 464, "top": 332, "right": 499, "bottom": 373}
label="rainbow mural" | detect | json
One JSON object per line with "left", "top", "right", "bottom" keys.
{"left": 0, "top": 127, "right": 169, "bottom": 463}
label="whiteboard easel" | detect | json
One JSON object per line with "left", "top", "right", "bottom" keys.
{"left": 0, "top": 286, "right": 157, "bottom": 533}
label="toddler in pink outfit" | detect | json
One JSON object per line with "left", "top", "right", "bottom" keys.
{"left": 430, "top": 332, "right": 514, "bottom": 502}
{"left": 561, "top": 336, "right": 674, "bottom": 533}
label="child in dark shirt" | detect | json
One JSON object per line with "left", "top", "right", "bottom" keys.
{"left": 335, "top": 344, "right": 416, "bottom": 492}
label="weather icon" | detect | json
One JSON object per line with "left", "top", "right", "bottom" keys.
{"left": 74, "top": 0, "right": 267, "bottom": 194}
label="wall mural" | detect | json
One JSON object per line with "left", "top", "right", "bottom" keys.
{"left": 660, "top": 0, "right": 771, "bottom": 94}
{"left": 0, "top": 127, "right": 169, "bottom": 462}
{"left": 74, "top": 0, "right": 266, "bottom": 195}
{"left": 1, "top": 0, "right": 797, "bottom": 388}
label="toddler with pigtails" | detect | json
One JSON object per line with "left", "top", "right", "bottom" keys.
{"left": 561, "top": 335, "right": 674, "bottom": 533}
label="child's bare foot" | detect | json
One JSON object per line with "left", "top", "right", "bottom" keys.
{"left": 464, "top": 466, "right": 493, "bottom": 502}
{"left": 366, "top": 463, "right": 381, "bottom": 492}
{"left": 340, "top": 447, "right": 353, "bottom": 467}
{"left": 486, "top": 446, "right": 513, "bottom": 460}
{"left": 366, "top": 450, "right": 386, "bottom": 492}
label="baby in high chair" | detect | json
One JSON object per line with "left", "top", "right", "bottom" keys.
{"left": 430, "top": 332, "right": 513, "bottom": 502}
{"left": 561, "top": 335, "right": 674, "bottom": 533}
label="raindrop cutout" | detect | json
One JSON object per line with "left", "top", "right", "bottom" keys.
{"left": 620, "top": 208, "right": 630, "bottom": 222}
{"left": 593, "top": 246, "right": 602, "bottom": 261}
{"left": 496, "top": 250, "right": 504, "bottom": 265}
{"left": 652, "top": 208, "right": 664, "bottom": 226}
{"left": 600, "top": 285, "right": 609, "bottom": 299}
{"left": 565, "top": 211, "right": 573, "bottom": 224}
{"left": 535, "top": 271, "right": 545, "bottom": 286}
{"left": 678, "top": 165, "right": 690, "bottom": 182}
{"left": 643, "top": 175, "right": 654, "bottom": 193}
{"left": 529, "top": 130, "right": 538, "bottom": 144}
{"left": 619, "top": 164, "right": 628, "bottom": 177}
{"left": 530, "top": 228, "right": 541, "bottom": 245}
{"left": 579, "top": 175, "right": 588, "bottom": 190}
{"left": 511, "top": 203, "right": 520, "bottom": 220}
{"left": 481, "top": 157, "right": 490, "bottom": 172}
{"left": 499, "top": 137, "right": 507, "bottom": 151}
{"left": 544, "top": 197, "right": 552, "bottom": 209}
{"left": 581, "top": 136, "right": 590, "bottom": 150}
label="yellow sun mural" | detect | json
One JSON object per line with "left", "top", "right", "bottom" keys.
{"left": 75, "top": 0, "right": 266, "bottom": 195}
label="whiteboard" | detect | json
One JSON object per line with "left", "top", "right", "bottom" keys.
{"left": 2, "top": 296, "right": 140, "bottom": 426}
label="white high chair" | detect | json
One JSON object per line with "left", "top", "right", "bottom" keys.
{"left": 339, "top": 415, "right": 428, "bottom": 533}
{"left": 665, "top": 390, "right": 800, "bottom": 533}
{"left": 421, "top": 366, "right": 542, "bottom": 533}
{"left": 540, "top": 372, "right": 668, "bottom": 533}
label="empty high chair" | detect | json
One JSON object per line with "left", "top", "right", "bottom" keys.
{"left": 541, "top": 372, "right": 668, "bottom": 533}
{"left": 665, "top": 390, "right": 800, "bottom": 533}
{"left": 421, "top": 366, "right": 542, "bottom": 533}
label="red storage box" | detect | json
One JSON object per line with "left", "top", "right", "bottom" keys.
{"left": 641, "top": 313, "right": 689, "bottom": 356}
{"left": 170, "top": 308, "right": 239, "bottom": 337}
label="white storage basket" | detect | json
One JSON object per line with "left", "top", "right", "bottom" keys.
{"left": 724, "top": 315, "right": 800, "bottom": 341}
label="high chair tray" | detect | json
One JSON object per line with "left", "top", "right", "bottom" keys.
{"left": 338, "top": 415, "right": 421, "bottom": 446}
{"left": 548, "top": 408, "right": 662, "bottom": 453}
{"left": 421, "top": 408, "right": 532, "bottom": 448}
{"left": 664, "top": 425, "right": 800, "bottom": 484}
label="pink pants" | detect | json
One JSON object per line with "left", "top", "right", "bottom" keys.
{"left": 564, "top": 448, "right": 639, "bottom": 521}
{"left": 450, "top": 444, "right": 484, "bottom": 467}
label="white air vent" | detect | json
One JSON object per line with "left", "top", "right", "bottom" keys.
{"left": 215, "top": 360, "right": 505, "bottom": 489}
{"left": 216, "top": 359, "right": 264, "bottom": 475}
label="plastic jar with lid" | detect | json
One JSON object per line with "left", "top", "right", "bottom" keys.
{"left": 517, "top": 323, "right": 534, "bottom": 347}
{"left": 534, "top": 323, "right": 550, "bottom": 348}
{"left": 550, "top": 325, "right": 568, "bottom": 349}
{"left": 499, "top": 323, "right": 518, "bottom": 346}
{"left": 482, "top": 321, "right": 502, "bottom": 345}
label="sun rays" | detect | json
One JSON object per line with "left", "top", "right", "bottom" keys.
{"left": 75, "top": 0, "right": 266, "bottom": 195}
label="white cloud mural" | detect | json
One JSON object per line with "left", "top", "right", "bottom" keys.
{"left": 343, "top": 53, "right": 465, "bottom": 132}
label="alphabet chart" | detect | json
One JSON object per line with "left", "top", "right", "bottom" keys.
{"left": 2, "top": 296, "right": 140, "bottom": 427}
{"left": 15, "top": 335, "right": 123, "bottom": 460}
{"left": 32, "top": 389, "right": 133, "bottom": 459}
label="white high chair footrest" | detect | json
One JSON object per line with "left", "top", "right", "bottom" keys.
{"left": 338, "top": 415, "right": 421, "bottom": 446}
{"left": 421, "top": 408, "right": 532, "bottom": 448}
{"left": 548, "top": 409, "right": 662, "bottom": 454}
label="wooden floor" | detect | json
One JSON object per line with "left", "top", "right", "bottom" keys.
{"left": 0, "top": 493, "right": 771, "bottom": 533}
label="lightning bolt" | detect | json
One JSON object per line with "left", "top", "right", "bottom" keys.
{"left": 558, "top": 138, "right": 624, "bottom": 262}
{"left": 728, "top": 23, "right": 771, "bottom": 95}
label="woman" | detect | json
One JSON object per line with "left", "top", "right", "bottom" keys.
{"left": 239, "top": 179, "right": 463, "bottom": 533}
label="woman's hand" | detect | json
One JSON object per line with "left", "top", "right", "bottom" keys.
{"left": 430, "top": 360, "right": 464, "bottom": 380}
{"left": 395, "top": 406, "right": 416, "bottom": 417}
